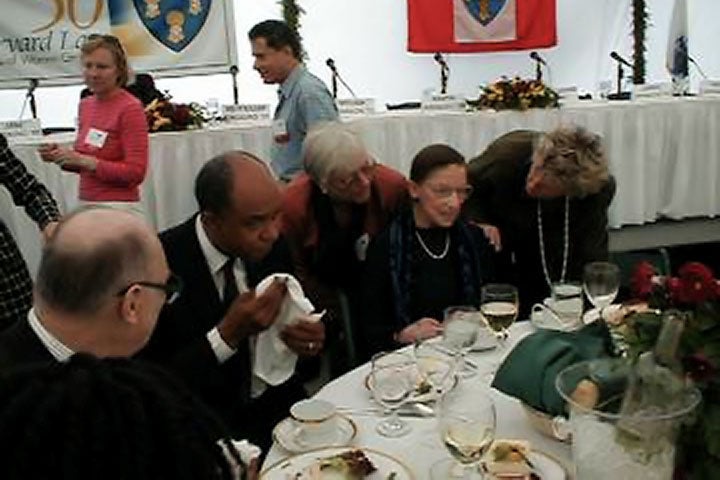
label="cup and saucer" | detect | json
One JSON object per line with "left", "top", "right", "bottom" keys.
{"left": 531, "top": 283, "right": 584, "bottom": 332}
{"left": 273, "top": 399, "right": 357, "bottom": 453}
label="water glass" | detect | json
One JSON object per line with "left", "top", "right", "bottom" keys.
{"left": 443, "top": 306, "right": 481, "bottom": 378}
{"left": 369, "top": 351, "right": 414, "bottom": 437}
{"left": 583, "top": 262, "right": 620, "bottom": 312}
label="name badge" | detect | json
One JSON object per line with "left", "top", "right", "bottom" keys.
{"left": 272, "top": 119, "right": 289, "bottom": 143}
{"left": 85, "top": 128, "right": 108, "bottom": 148}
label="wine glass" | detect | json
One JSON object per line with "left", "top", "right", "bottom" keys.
{"left": 442, "top": 306, "right": 481, "bottom": 378}
{"left": 583, "top": 262, "right": 620, "bottom": 316}
{"left": 205, "top": 97, "right": 220, "bottom": 126}
{"left": 415, "top": 339, "right": 457, "bottom": 397}
{"left": 430, "top": 387, "right": 496, "bottom": 480}
{"left": 479, "top": 284, "right": 519, "bottom": 340}
{"left": 369, "top": 351, "right": 414, "bottom": 437}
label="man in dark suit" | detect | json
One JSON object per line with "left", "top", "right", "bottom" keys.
{"left": 0, "top": 207, "right": 175, "bottom": 369}
{"left": 142, "top": 151, "right": 325, "bottom": 453}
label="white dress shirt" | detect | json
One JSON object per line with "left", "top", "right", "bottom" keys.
{"left": 195, "top": 216, "right": 267, "bottom": 397}
{"left": 27, "top": 308, "right": 74, "bottom": 362}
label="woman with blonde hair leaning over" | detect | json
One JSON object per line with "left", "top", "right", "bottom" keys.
{"left": 464, "top": 126, "right": 615, "bottom": 318}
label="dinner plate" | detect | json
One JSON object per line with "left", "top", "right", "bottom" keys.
{"left": 484, "top": 449, "right": 569, "bottom": 480}
{"left": 273, "top": 414, "right": 358, "bottom": 454}
{"left": 363, "top": 364, "right": 458, "bottom": 404}
{"left": 260, "top": 446, "right": 415, "bottom": 479}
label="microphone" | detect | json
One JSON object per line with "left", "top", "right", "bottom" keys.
{"left": 325, "top": 58, "right": 337, "bottom": 73}
{"left": 433, "top": 52, "right": 449, "bottom": 94}
{"left": 229, "top": 65, "right": 239, "bottom": 105}
{"left": 325, "top": 58, "right": 356, "bottom": 99}
{"left": 27, "top": 78, "right": 38, "bottom": 119}
{"left": 529, "top": 51, "right": 547, "bottom": 66}
{"left": 610, "top": 51, "right": 634, "bottom": 69}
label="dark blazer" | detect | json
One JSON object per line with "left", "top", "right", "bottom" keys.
{"left": 141, "top": 215, "right": 304, "bottom": 448}
{"left": 0, "top": 318, "right": 55, "bottom": 372}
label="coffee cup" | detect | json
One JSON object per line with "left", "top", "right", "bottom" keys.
{"left": 289, "top": 399, "right": 337, "bottom": 446}
{"left": 550, "top": 283, "right": 583, "bottom": 327}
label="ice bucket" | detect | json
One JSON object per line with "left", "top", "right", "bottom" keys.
{"left": 555, "top": 358, "right": 700, "bottom": 480}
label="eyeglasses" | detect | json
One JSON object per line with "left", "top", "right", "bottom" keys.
{"left": 117, "top": 273, "right": 183, "bottom": 305}
{"left": 425, "top": 184, "right": 474, "bottom": 200}
{"left": 331, "top": 160, "right": 376, "bottom": 189}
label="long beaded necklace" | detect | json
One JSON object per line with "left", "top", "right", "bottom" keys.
{"left": 537, "top": 196, "right": 570, "bottom": 289}
{"left": 415, "top": 230, "right": 450, "bottom": 260}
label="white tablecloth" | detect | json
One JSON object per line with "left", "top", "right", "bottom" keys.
{"left": 4, "top": 96, "right": 720, "bottom": 275}
{"left": 262, "top": 322, "right": 573, "bottom": 479}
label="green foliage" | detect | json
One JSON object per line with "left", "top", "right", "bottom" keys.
{"left": 632, "top": 0, "right": 649, "bottom": 84}
{"left": 280, "top": 0, "right": 306, "bottom": 59}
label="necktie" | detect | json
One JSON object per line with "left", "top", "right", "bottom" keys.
{"left": 222, "top": 257, "right": 238, "bottom": 309}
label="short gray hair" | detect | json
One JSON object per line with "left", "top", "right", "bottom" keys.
{"left": 535, "top": 125, "right": 609, "bottom": 197}
{"left": 302, "top": 122, "right": 369, "bottom": 185}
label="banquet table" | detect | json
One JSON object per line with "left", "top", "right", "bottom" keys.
{"left": 262, "top": 322, "right": 574, "bottom": 479}
{"left": 4, "top": 96, "right": 720, "bottom": 276}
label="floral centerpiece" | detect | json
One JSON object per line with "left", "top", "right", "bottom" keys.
{"left": 616, "top": 261, "right": 720, "bottom": 479}
{"left": 467, "top": 76, "right": 559, "bottom": 111}
{"left": 144, "top": 94, "right": 207, "bottom": 132}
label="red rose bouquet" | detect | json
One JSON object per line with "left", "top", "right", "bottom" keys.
{"left": 144, "top": 95, "right": 207, "bottom": 132}
{"left": 619, "top": 261, "right": 720, "bottom": 478}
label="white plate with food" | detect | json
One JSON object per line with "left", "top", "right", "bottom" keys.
{"left": 260, "top": 447, "right": 414, "bottom": 480}
{"left": 273, "top": 414, "right": 358, "bottom": 454}
{"left": 483, "top": 440, "right": 569, "bottom": 480}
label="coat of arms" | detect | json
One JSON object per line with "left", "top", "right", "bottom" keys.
{"left": 133, "top": 0, "right": 210, "bottom": 52}
{"left": 462, "top": 0, "right": 509, "bottom": 26}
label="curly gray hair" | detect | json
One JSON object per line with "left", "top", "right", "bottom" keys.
{"left": 534, "top": 125, "right": 609, "bottom": 197}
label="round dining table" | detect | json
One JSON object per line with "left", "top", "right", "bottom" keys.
{"left": 262, "top": 322, "right": 573, "bottom": 479}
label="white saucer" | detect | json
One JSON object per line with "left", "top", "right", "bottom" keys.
{"left": 273, "top": 414, "right": 357, "bottom": 453}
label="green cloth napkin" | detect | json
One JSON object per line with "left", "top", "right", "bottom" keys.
{"left": 492, "top": 322, "right": 613, "bottom": 417}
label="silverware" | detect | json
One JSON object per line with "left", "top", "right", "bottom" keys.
{"left": 337, "top": 402, "right": 435, "bottom": 418}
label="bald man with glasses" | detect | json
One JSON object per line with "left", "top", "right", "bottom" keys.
{"left": 0, "top": 207, "right": 175, "bottom": 370}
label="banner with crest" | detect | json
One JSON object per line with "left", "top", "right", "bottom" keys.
{"left": 0, "top": 0, "right": 237, "bottom": 89}
{"left": 408, "top": 0, "right": 556, "bottom": 53}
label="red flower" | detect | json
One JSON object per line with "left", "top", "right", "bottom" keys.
{"left": 172, "top": 104, "right": 191, "bottom": 126}
{"left": 673, "top": 262, "right": 717, "bottom": 304}
{"left": 631, "top": 261, "right": 656, "bottom": 299}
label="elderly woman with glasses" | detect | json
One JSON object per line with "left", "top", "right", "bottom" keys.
{"left": 282, "top": 121, "right": 407, "bottom": 373}
{"left": 464, "top": 126, "right": 615, "bottom": 318}
{"left": 38, "top": 34, "right": 149, "bottom": 217}
{"left": 360, "top": 144, "right": 495, "bottom": 357}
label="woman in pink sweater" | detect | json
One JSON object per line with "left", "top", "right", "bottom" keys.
{"left": 39, "top": 35, "right": 149, "bottom": 215}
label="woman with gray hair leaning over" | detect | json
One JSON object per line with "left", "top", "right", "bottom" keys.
{"left": 282, "top": 121, "right": 407, "bottom": 374}
{"left": 464, "top": 125, "right": 615, "bottom": 319}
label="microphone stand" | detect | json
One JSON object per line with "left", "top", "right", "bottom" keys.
{"left": 27, "top": 79, "right": 38, "bottom": 119}
{"left": 608, "top": 60, "right": 631, "bottom": 100}
{"left": 330, "top": 68, "right": 338, "bottom": 99}
{"left": 229, "top": 65, "right": 239, "bottom": 105}
{"left": 535, "top": 60, "right": 542, "bottom": 82}
{"left": 440, "top": 64, "right": 449, "bottom": 94}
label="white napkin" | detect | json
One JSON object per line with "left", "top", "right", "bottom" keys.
{"left": 253, "top": 273, "right": 322, "bottom": 385}
{"left": 218, "top": 439, "right": 260, "bottom": 480}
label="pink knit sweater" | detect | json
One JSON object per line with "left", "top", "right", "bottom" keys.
{"left": 73, "top": 89, "right": 149, "bottom": 202}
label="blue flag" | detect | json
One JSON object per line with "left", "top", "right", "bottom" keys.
{"left": 666, "top": 0, "right": 689, "bottom": 80}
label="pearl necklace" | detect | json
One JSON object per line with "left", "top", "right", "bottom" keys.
{"left": 537, "top": 196, "right": 570, "bottom": 289}
{"left": 415, "top": 230, "right": 450, "bottom": 260}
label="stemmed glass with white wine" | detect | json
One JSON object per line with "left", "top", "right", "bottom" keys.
{"left": 430, "top": 387, "right": 496, "bottom": 480}
{"left": 369, "top": 350, "right": 415, "bottom": 438}
{"left": 479, "top": 284, "right": 519, "bottom": 380}
{"left": 442, "top": 306, "right": 481, "bottom": 378}
{"left": 583, "top": 261, "right": 620, "bottom": 318}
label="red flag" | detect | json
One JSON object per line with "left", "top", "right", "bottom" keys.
{"left": 408, "top": 0, "right": 557, "bottom": 53}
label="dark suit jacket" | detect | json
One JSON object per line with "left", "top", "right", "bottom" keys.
{"left": 0, "top": 318, "right": 55, "bottom": 371}
{"left": 141, "top": 215, "right": 304, "bottom": 447}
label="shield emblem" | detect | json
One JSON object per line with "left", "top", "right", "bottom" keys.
{"left": 462, "top": 0, "right": 509, "bottom": 27}
{"left": 132, "top": 0, "right": 211, "bottom": 53}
